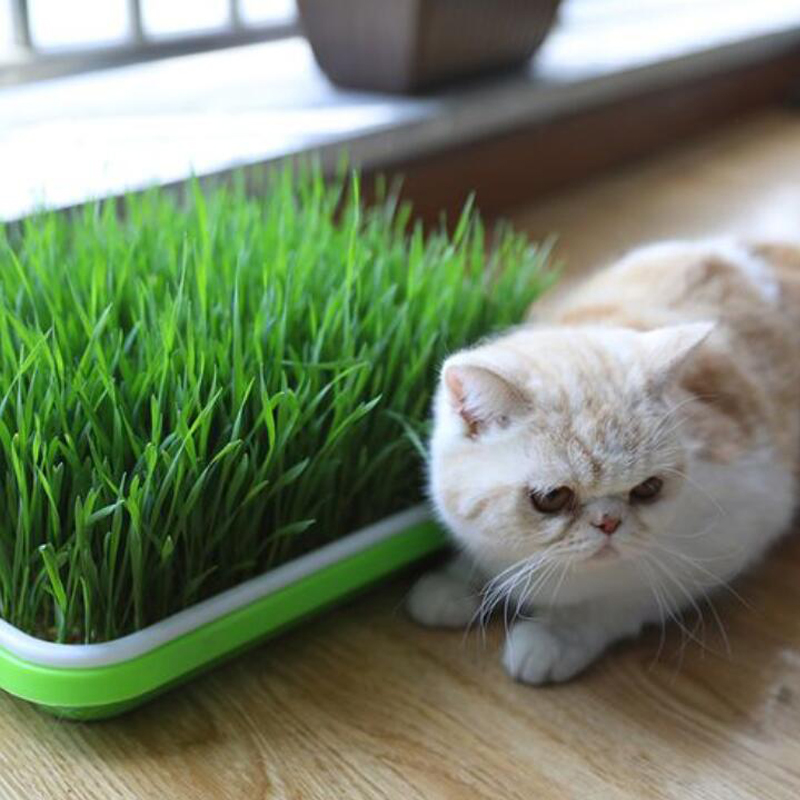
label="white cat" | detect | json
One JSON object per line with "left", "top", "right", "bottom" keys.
{"left": 407, "top": 239, "right": 800, "bottom": 684}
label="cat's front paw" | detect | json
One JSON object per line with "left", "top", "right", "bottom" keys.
{"left": 502, "top": 620, "right": 595, "bottom": 685}
{"left": 406, "top": 570, "right": 479, "bottom": 629}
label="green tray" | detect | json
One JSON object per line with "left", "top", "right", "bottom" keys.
{"left": 0, "top": 506, "right": 446, "bottom": 720}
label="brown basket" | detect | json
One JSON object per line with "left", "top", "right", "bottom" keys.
{"left": 297, "top": 0, "right": 562, "bottom": 94}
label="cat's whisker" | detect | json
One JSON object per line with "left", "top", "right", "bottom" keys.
{"left": 641, "top": 554, "right": 703, "bottom": 631}
{"left": 634, "top": 558, "right": 670, "bottom": 667}
{"left": 640, "top": 550, "right": 737, "bottom": 662}
{"left": 650, "top": 540, "right": 751, "bottom": 610}
{"left": 661, "top": 465, "right": 727, "bottom": 519}
{"left": 521, "top": 555, "right": 565, "bottom": 599}
{"left": 652, "top": 547, "right": 734, "bottom": 657}
{"left": 668, "top": 519, "right": 720, "bottom": 541}
{"left": 474, "top": 559, "right": 532, "bottom": 631}
{"left": 474, "top": 543, "right": 583, "bottom": 629}
{"left": 547, "top": 556, "right": 576, "bottom": 610}
{"left": 642, "top": 562, "right": 705, "bottom": 672}
{"left": 695, "top": 585, "right": 732, "bottom": 657}
{"left": 511, "top": 559, "right": 561, "bottom": 621}
{"left": 503, "top": 550, "right": 562, "bottom": 604}
{"left": 512, "top": 559, "right": 552, "bottom": 618}
{"left": 638, "top": 556, "right": 697, "bottom": 674}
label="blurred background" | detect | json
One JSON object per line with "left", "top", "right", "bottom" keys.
{"left": 2, "top": 0, "right": 800, "bottom": 229}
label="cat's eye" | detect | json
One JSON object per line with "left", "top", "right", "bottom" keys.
{"left": 530, "top": 486, "right": 575, "bottom": 514}
{"left": 629, "top": 476, "right": 664, "bottom": 503}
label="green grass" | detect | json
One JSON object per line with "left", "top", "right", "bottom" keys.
{"left": 0, "top": 167, "right": 551, "bottom": 643}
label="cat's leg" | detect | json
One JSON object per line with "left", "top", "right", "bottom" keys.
{"left": 502, "top": 596, "right": 653, "bottom": 684}
{"left": 406, "top": 552, "right": 482, "bottom": 629}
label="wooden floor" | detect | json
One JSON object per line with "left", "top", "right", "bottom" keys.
{"left": 4, "top": 110, "right": 800, "bottom": 800}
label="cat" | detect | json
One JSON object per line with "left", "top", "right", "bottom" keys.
{"left": 407, "top": 239, "right": 800, "bottom": 684}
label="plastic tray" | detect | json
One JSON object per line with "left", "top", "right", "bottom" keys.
{"left": 0, "top": 506, "right": 445, "bottom": 720}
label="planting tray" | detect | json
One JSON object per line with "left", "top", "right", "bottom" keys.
{"left": 0, "top": 506, "right": 446, "bottom": 721}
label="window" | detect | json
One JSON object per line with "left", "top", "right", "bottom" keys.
{"left": 0, "top": 0, "right": 298, "bottom": 81}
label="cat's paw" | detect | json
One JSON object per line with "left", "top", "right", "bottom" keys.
{"left": 502, "top": 620, "right": 595, "bottom": 685}
{"left": 406, "top": 570, "right": 480, "bottom": 629}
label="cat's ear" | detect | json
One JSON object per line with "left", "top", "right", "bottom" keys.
{"left": 640, "top": 321, "right": 714, "bottom": 385}
{"left": 442, "top": 362, "right": 526, "bottom": 436}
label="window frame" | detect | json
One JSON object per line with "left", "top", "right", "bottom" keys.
{"left": 2, "top": 0, "right": 299, "bottom": 86}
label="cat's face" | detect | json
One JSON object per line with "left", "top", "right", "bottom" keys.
{"left": 430, "top": 323, "right": 712, "bottom": 569}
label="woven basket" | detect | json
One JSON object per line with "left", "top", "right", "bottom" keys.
{"left": 297, "top": 0, "right": 562, "bottom": 94}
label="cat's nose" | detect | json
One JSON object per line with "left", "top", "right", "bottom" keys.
{"left": 592, "top": 514, "right": 621, "bottom": 536}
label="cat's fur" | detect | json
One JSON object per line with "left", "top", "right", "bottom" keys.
{"left": 407, "top": 239, "right": 800, "bottom": 684}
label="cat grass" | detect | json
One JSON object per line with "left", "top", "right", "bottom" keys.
{"left": 0, "top": 167, "right": 551, "bottom": 643}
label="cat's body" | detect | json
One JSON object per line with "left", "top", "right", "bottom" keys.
{"left": 407, "top": 239, "right": 800, "bottom": 684}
